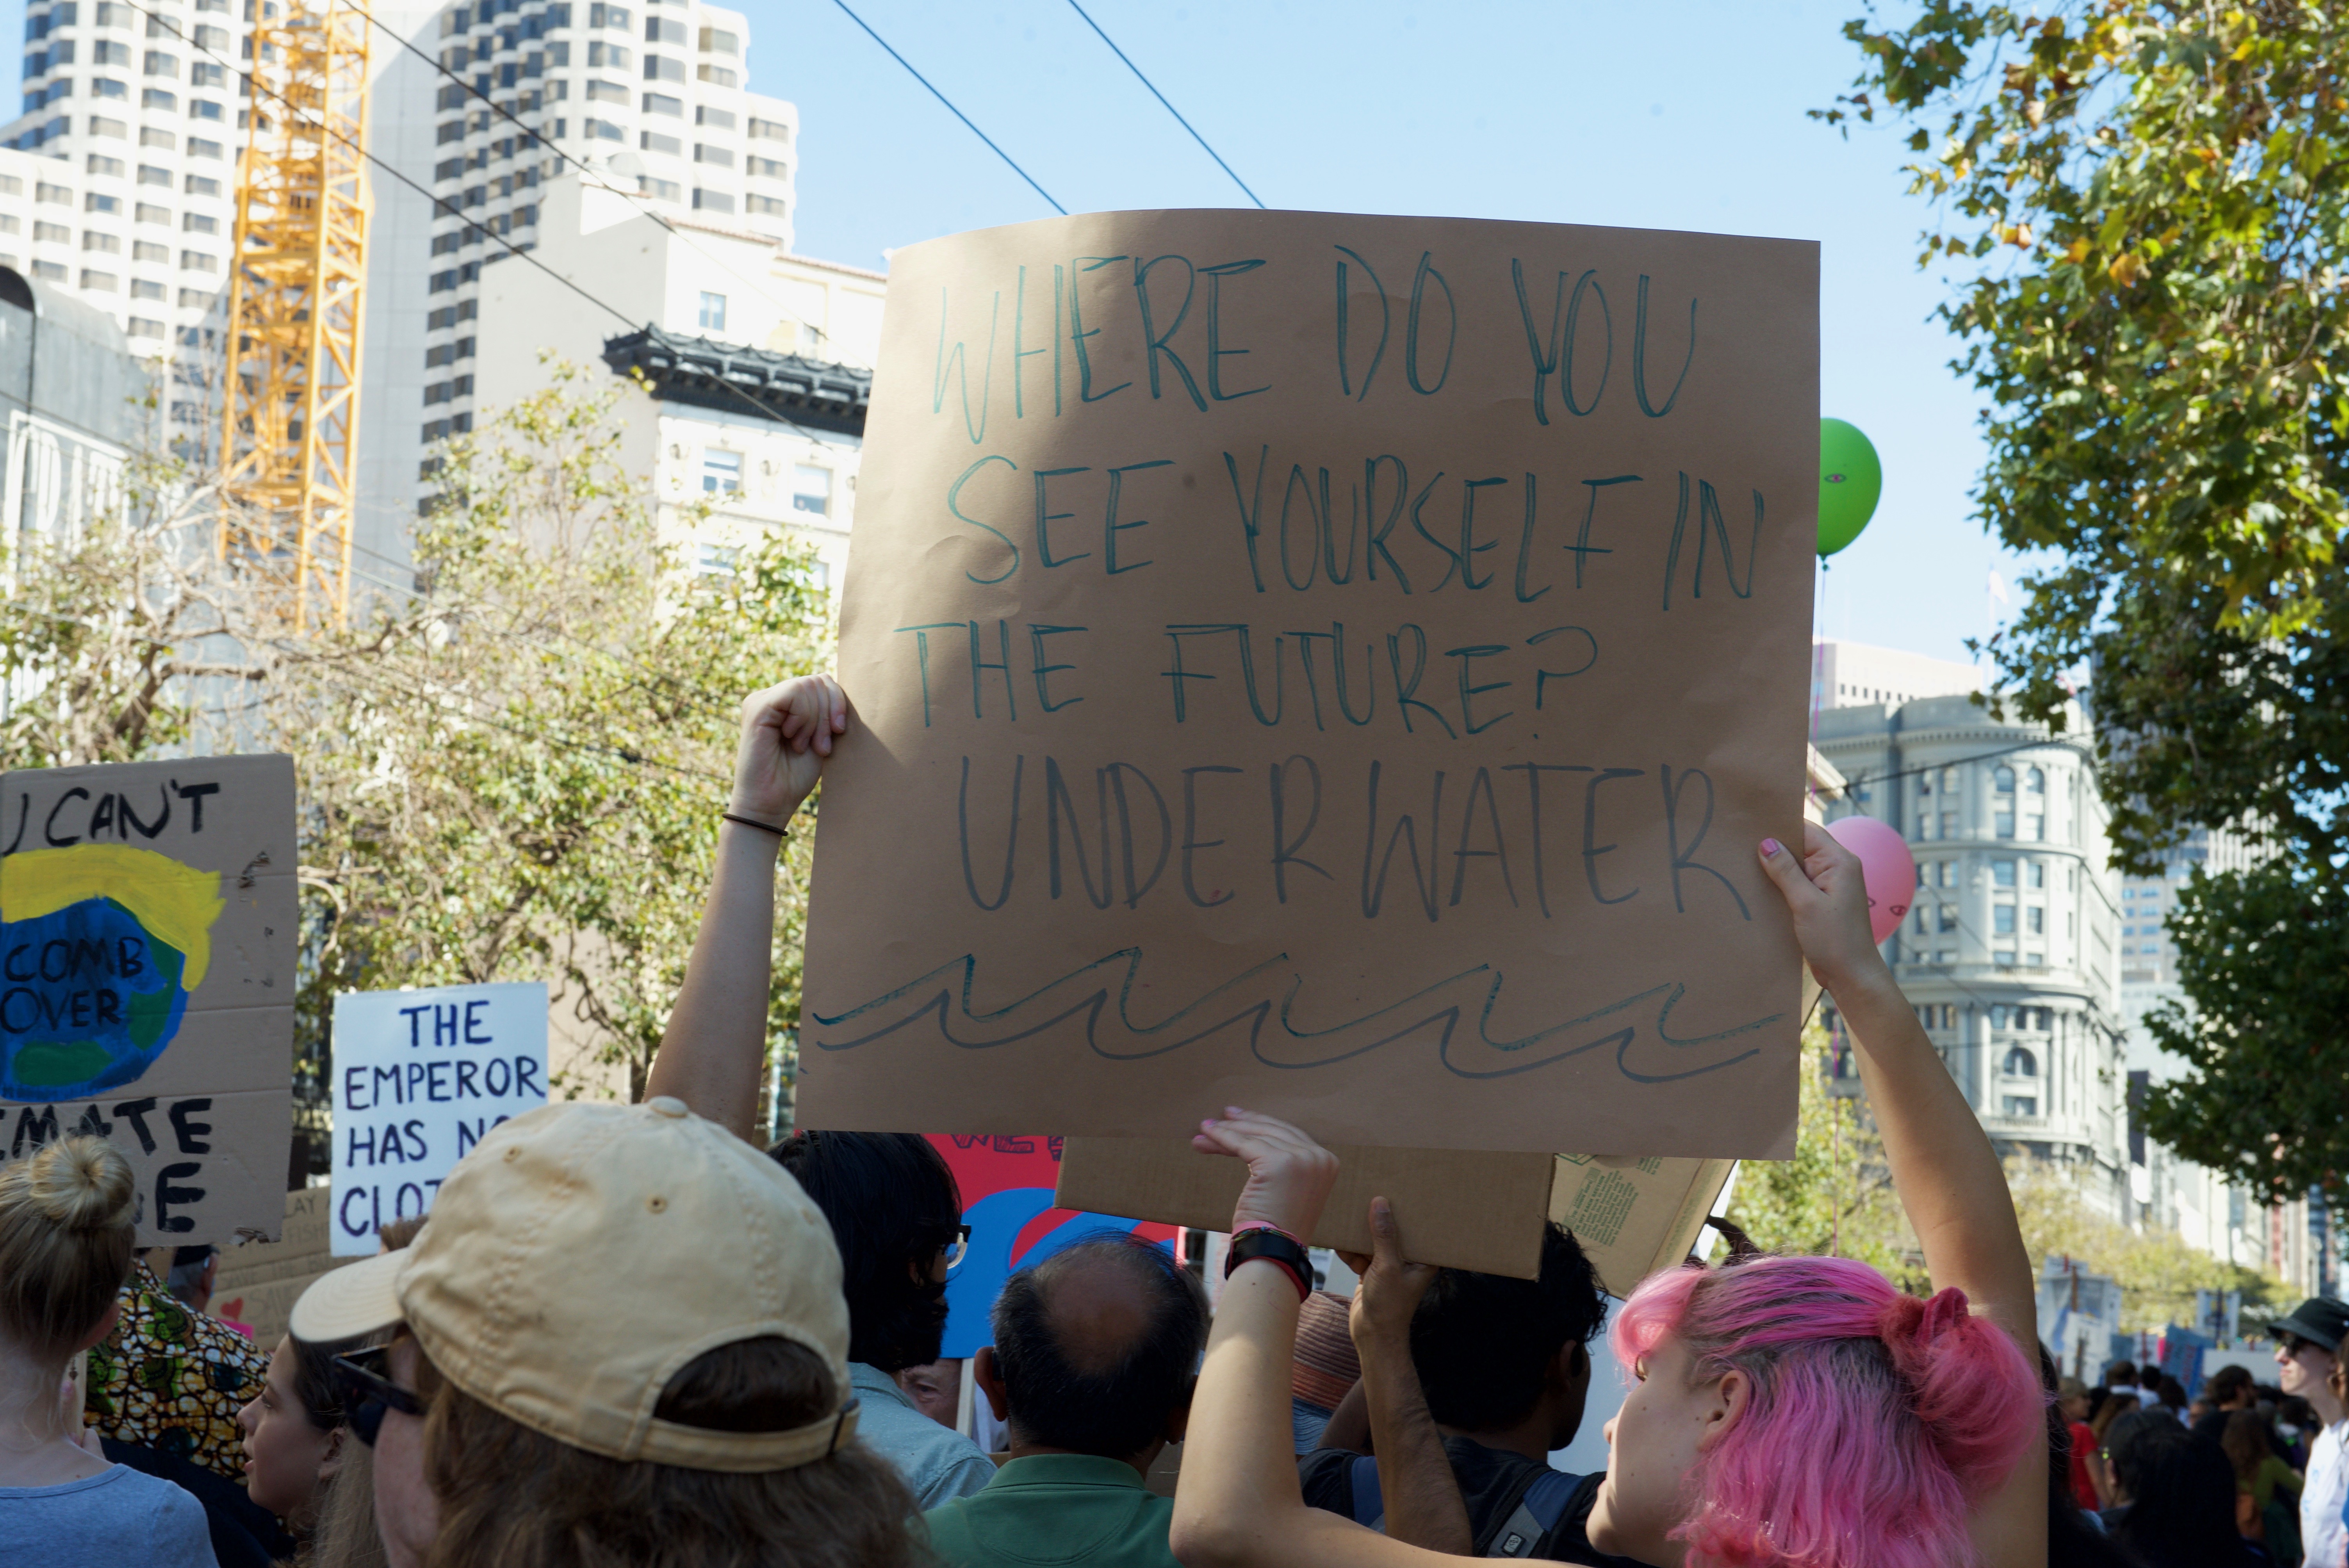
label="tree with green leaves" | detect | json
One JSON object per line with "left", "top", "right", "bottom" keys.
{"left": 1, "top": 365, "right": 833, "bottom": 1164}
{"left": 284, "top": 365, "right": 832, "bottom": 1128}
{"left": 1820, "top": 2, "right": 2349, "bottom": 1197}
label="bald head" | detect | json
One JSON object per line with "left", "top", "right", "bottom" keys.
{"left": 989, "top": 1235, "right": 1209, "bottom": 1460}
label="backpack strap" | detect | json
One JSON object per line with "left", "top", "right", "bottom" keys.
{"left": 1349, "top": 1453, "right": 1387, "bottom": 1533}
{"left": 1485, "top": 1468, "right": 1583, "bottom": 1558}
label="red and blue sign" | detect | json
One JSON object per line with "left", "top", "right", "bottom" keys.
{"left": 928, "top": 1134, "right": 1177, "bottom": 1359}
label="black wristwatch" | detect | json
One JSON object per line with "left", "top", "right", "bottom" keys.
{"left": 1225, "top": 1224, "right": 1313, "bottom": 1301}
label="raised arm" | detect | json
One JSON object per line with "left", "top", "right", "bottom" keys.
{"left": 1344, "top": 1198, "right": 1470, "bottom": 1555}
{"left": 643, "top": 675, "right": 847, "bottom": 1139}
{"left": 1756, "top": 825, "right": 2034, "bottom": 1334}
{"left": 1757, "top": 823, "right": 2046, "bottom": 1564}
{"left": 1171, "top": 1112, "right": 1471, "bottom": 1568}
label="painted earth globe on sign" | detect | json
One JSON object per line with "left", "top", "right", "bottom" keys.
{"left": 0, "top": 845, "right": 224, "bottom": 1102}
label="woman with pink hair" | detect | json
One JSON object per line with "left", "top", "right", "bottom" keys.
{"left": 1170, "top": 823, "right": 2048, "bottom": 1568}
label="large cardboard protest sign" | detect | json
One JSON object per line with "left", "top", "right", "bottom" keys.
{"left": 0, "top": 755, "right": 295, "bottom": 1244}
{"left": 802, "top": 210, "right": 1816, "bottom": 1157}
{"left": 330, "top": 981, "right": 547, "bottom": 1254}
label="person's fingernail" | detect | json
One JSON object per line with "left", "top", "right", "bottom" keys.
{"left": 1760, "top": 837, "right": 1781, "bottom": 856}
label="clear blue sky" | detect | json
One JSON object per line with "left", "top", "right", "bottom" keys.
{"left": 5, "top": 0, "right": 2024, "bottom": 667}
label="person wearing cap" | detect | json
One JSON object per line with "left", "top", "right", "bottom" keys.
{"left": 922, "top": 1233, "right": 1208, "bottom": 1568}
{"left": 286, "top": 1096, "right": 925, "bottom": 1568}
{"left": 2269, "top": 1296, "right": 2349, "bottom": 1568}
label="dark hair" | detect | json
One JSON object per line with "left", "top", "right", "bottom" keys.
{"left": 2104, "top": 1360, "right": 2137, "bottom": 1386}
{"left": 420, "top": 1335, "right": 921, "bottom": 1568}
{"left": 2156, "top": 1374, "right": 2187, "bottom": 1409}
{"left": 2042, "top": 1349, "right": 2135, "bottom": 1568}
{"left": 2220, "top": 1408, "right": 2270, "bottom": 1483}
{"left": 2103, "top": 1408, "right": 2187, "bottom": 1503}
{"left": 989, "top": 1234, "right": 1208, "bottom": 1459}
{"left": 290, "top": 1335, "right": 348, "bottom": 1436}
{"left": 1409, "top": 1222, "right": 1603, "bottom": 1432}
{"left": 2204, "top": 1363, "right": 2253, "bottom": 1406}
{"left": 772, "top": 1132, "right": 961, "bottom": 1374}
{"left": 2112, "top": 1429, "right": 2257, "bottom": 1568}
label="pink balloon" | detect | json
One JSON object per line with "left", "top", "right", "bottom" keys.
{"left": 1825, "top": 814, "right": 1917, "bottom": 944}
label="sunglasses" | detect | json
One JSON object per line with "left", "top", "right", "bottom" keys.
{"left": 333, "top": 1345, "right": 426, "bottom": 1449}
{"left": 940, "top": 1224, "right": 972, "bottom": 1271}
{"left": 2281, "top": 1333, "right": 2328, "bottom": 1358}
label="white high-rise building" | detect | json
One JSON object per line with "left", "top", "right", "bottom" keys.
{"left": 371, "top": 0, "right": 797, "bottom": 558}
{"left": 1, "top": 0, "right": 438, "bottom": 461}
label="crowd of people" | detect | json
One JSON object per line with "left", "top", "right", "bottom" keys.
{"left": 2, "top": 673, "right": 2342, "bottom": 1568}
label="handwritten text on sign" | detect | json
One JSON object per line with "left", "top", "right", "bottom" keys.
{"left": 330, "top": 982, "right": 547, "bottom": 1254}
{"left": 2, "top": 755, "right": 295, "bottom": 1245}
{"left": 801, "top": 211, "right": 1818, "bottom": 1158}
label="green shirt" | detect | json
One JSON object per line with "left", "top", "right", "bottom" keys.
{"left": 921, "top": 1453, "right": 1178, "bottom": 1568}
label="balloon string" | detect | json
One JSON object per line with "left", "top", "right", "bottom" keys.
{"left": 1807, "top": 555, "right": 1827, "bottom": 813}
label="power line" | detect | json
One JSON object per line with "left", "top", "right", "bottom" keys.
{"left": 825, "top": 0, "right": 1066, "bottom": 215}
{"left": 343, "top": 0, "right": 843, "bottom": 355}
{"left": 136, "top": 0, "right": 853, "bottom": 449}
{"left": 1064, "top": 1, "right": 1262, "bottom": 208}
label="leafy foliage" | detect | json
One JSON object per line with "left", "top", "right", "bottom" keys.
{"left": 2007, "top": 1157, "right": 2292, "bottom": 1331}
{"left": 284, "top": 365, "right": 831, "bottom": 1120}
{"left": 1, "top": 367, "right": 832, "bottom": 1165}
{"left": 1821, "top": 2, "right": 2349, "bottom": 1191}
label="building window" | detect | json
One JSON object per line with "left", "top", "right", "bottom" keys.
{"left": 746, "top": 193, "right": 787, "bottom": 218}
{"left": 84, "top": 193, "right": 121, "bottom": 214}
{"left": 87, "top": 153, "right": 126, "bottom": 176}
{"left": 2027, "top": 813, "right": 2045, "bottom": 841}
{"left": 128, "top": 315, "right": 164, "bottom": 337}
{"left": 143, "top": 49, "right": 178, "bottom": 75}
{"left": 2025, "top": 766, "right": 2044, "bottom": 794}
{"left": 132, "top": 240, "right": 168, "bottom": 262}
{"left": 33, "top": 221, "right": 71, "bottom": 244}
{"left": 637, "top": 176, "right": 681, "bottom": 201}
{"left": 143, "top": 88, "right": 178, "bottom": 110}
{"left": 793, "top": 464, "right": 832, "bottom": 515}
{"left": 642, "top": 54, "right": 684, "bottom": 82}
{"left": 585, "top": 77, "right": 627, "bottom": 102}
{"left": 2026, "top": 906, "right": 2044, "bottom": 935}
{"left": 644, "top": 14, "right": 686, "bottom": 44}
{"left": 748, "top": 116, "right": 789, "bottom": 142}
{"left": 183, "top": 212, "right": 218, "bottom": 233}
{"left": 1994, "top": 809, "right": 2015, "bottom": 837}
{"left": 2001, "top": 1096, "right": 2038, "bottom": 1119}
{"left": 697, "top": 290, "right": 725, "bottom": 331}
{"left": 132, "top": 275, "right": 165, "bottom": 297}
{"left": 697, "top": 26, "right": 737, "bottom": 53}
{"left": 1993, "top": 764, "right": 2015, "bottom": 793}
{"left": 642, "top": 90, "right": 681, "bottom": 115}
{"left": 695, "top": 104, "right": 734, "bottom": 128}
{"left": 176, "top": 286, "right": 210, "bottom": 306}
{"left": 701, "top": 448, "right": 740, "bottom": 493}
{"left": 79, "top": 268, "right": 119, "bottom": 290}
{"left": 585, "top": 117, "right": 624, "bottom": 141}
{"left": 695, "top": 62, "right": 735, "bottom": 87}
{"left": 83, "top": 230, "right": 121, "bottom": 251}
{"left": 1991, "top": 858, "right": 2016, "bottom": 887}
{"left": 138, "top": 164, "right": 171, "bottom": 186}
{"left": 1937, "top": 811, "right": 1956, "bottom": 839}
{"left": 180, "top": 249, "right": 216, "bottom": 270}
{"left": 2026, "top": 860, "right": 2044, "bottom": 889}
{"left": 690, "top": 188, "right": 733, "bottom": 213}
{"left": 1992, "top": 905, "right": 2016, "bottom": 935}
{"left": 640, "top": 130, "right": 681, "bottom": 154}
{"left": 2002, "top": 1046, "right": 2037, "bottom": 1077}
{"left": 693, "top": 143, "right": 732, "bottom": 167}
{"left": 748, "top": 155, "right": 787, "bottom": 180}
{"left": 185, "top": 173, "right": 220, "bottom": 195}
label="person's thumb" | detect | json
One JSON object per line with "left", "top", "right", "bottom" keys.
{"left": 1755, "top": 836, "right": 1816, "bottom": 902}
{"left": 1368, "top": 1196, "right": 1403, "bottom": 1269}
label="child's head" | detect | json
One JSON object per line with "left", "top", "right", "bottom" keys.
{"left": 1587, "top": 1254, "right": 2042, "bottom": 1568}
{"left": 0, "top": 1136, "right": 136, "bottom": 1363}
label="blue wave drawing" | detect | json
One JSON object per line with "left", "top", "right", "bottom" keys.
{"left": 810, "top": 949, "right": 1780, "bottom": 1083}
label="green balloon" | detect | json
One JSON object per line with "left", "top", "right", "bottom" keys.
{"left": 1818, "top": 417, "right": 1883, "bottom": 557}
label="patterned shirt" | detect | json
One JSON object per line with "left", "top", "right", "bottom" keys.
{"left": 83, "top": 1260, "right": 269, "bottom": 1481}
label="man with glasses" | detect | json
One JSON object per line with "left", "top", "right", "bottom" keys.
{"left": 774, "top": 1128, "right": 998, "bottom": 1507}
{"left": 2270, "top": 1297, "right": 2349, "bottom": 1568}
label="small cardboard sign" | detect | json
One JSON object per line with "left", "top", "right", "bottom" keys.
{"left": 1055, "top": 1136, "right": 1559, "bottom": 1279}
{"left": 1551, "top": 1152, "right": 1735, "bottom": 1298}
{"left": 328, "top": 981, "right": 547, "bottom": 1255}
{"left": 213, "top": 1185, "right": 347, "bottom": 1347}
{"left": 0, "top": 755, "right": 296, "bottom": 1245}
{"left": 800, "top": 208, "right": 1816, "bottom": 1158}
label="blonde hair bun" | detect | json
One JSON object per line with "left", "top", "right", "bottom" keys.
{"left": 30, "top": 1137, "right": 137, "bottom": 1231}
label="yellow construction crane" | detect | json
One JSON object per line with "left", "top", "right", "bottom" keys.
{"left": 219, "top": 0, "right": 371, "bottom": 630}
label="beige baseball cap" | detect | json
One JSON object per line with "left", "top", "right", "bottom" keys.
{"left": 291, "top": 1096, "right": 858, "bottom": 1472}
